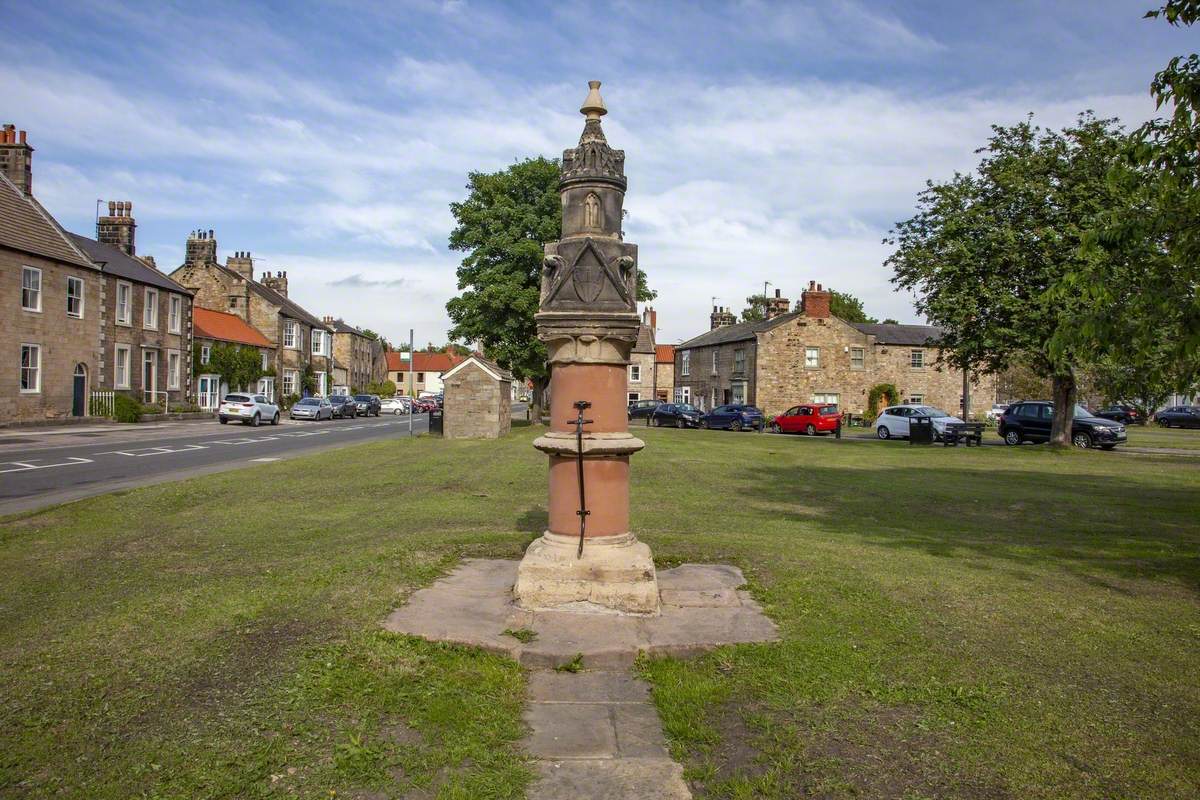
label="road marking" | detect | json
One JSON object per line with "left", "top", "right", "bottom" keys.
{"left": 97, "top": 444, "right": 208, "bottom": 457}
{"left": 250, "top": 457, "right": 281, "bottom": 462}
{"left": 0, "top": 457, "right": 93, "bottom": 473}
{"left": 210, "top": 436, "right": 278, "bottom": 445}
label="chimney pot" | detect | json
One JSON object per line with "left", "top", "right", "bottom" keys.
{"left": 817, "top": 283, "right": 823, "bottom": 291}
{"left": 18, "top": 130, "right": 26, "bottom": 145}
{"left": 775, "top": 288, "right": 780, "bottom": 298}
{"left": 108, "top": 200, "right": 116, "bottom": 215}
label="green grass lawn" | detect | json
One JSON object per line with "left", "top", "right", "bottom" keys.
{"left": 2, "top": 426, "right": 1198, "bottom": 799}
{"left": 1126, "top": 424, "right": 1200, "bottom": 450}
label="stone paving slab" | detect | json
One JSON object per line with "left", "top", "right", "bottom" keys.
{"left": 529, "top": 757, "right": 691, "bottom": 800}
{"left": 383, "top": 558, "right": 778, "bottom": 668}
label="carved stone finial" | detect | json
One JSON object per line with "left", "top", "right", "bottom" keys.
{"left": 580, "top": 80, "right": 606, "bottom": 119}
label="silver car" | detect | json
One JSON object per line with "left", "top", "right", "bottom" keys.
{"left": 290, "top": 397, "right": 332, "bottom": 421}
{"left": 218, "top": 392, "right": 280, "bottom": 426}
{"left": 875, "top": 404, "right": 964, "bottom": 440}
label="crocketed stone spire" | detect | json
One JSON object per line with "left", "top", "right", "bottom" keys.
{"left": 562, "top": 80, "right": 626, "bottom": 190}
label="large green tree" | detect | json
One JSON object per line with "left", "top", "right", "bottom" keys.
{"left": 446, "top": 157, "right": 654, "bottom": 421}
{"left": 886, "top": 113, "right": 1129, "bottom": 445}
{"left": 1069, "top": 1, "right": 1200, "bottom": 396}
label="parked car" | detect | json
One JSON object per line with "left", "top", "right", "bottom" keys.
{"left": 290, "top": 396, "right": 332, "bottom": 421}
{"left": 772, "top": 404, "right": 841, "bottom": 435}
{"left": 352, "top": 394, "right": 381, "bottom": 417}
{"left": 997, "top": 401, "right": 1126, "bottom": 449}
{"left": 1154, "top": 405, "right": 1200, "bottom": 428}
{"left": 700, "top": 404, "right": 765, "bottom": 431}
{"left": 650, "top": 403, "right": 702, "bottom": 428}
{"left": 985, "top": 403, "right": 1010, "bottom": 421}
{"left": 411, "top": 397, "right": 438, "bottom": 413}
{"left": 1095, "top": 404, "right": 1145, "bottom": 425}
{"left": 628, "top": 399, "right": 663, "bottom": 421}
{"left": 874, "top": 405, "right": 965, "bottom": 441}
{"left": 381, "top": 397, "right": 410, "bottom": 415}
{"left": 327, "top": 395, "right": 357, "bottom": 419}
{"left": 218, "top": 392, "right": 280, "bottom": 426}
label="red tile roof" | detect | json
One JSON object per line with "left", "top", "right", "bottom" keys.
{"left": 193, "top": 307, "right": 274, "bottom": 348}
{"left": 655, "top": 344, "right": 675, "bottom": 364}
{"left": 385, "top": 350, "right": 466, "bottom": 373}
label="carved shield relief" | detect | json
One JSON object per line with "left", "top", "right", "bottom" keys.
{"left": 572, "top": 246, "right": 605, "bottom": 303}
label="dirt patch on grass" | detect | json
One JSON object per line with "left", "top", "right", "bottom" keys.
{"left": 690, "top": 698, "right": 1009, "bottom": 799}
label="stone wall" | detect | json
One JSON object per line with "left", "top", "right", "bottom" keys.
{"left": 331, "top": 330, "right": 375, "bottom": 390}
{"left": 626, "top": 351, "right": 656, "bottom": 403}
{"left": 654, "top": 360, "right": 674, "bottom": 402}
{"left": 673, "top": 339, "right": 758, "bottom": 411}
{"left": 2, "top": 249, "right": 102, "bottom": 421}
{"left": 444, "top": 362, "right": 511, "bottom": 439}
{"left": 99, "top": 277, "right": 191, "bottom": 404}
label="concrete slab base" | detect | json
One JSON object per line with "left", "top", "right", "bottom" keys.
{"left": 513, "top": 531, "right": 661, "bottom": 616}
{"left": 383, "top": 558, "right": 778, "bottom": 669}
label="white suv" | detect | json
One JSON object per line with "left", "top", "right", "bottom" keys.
{"left": 218, "top": 393, "right": 280, "bottom": 426}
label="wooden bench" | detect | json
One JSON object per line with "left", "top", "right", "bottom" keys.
{"left": 943, "top": 421, "right": 985, "bottom": 447}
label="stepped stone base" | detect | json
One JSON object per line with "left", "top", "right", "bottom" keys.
{"left": 514, "top": 531, "right": 660, "bottom": 616}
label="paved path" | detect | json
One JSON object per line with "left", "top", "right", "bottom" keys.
{"left": 0, "top": 414, "right": 428, "bottom": 515}
{"left": 524, "top": 670, "right": 689, "bottom": 799}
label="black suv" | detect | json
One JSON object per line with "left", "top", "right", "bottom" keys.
{"left": 1095, "top": 404, "right": 1145, "bottom": 425}
{"left": 328, "top": 395, "right": 356, "bottom": 419}
{"left": 352, "top": 394, "right": 381, "bottom": 417}
{"left": 997, "top": 401, "right": 1126, "bottom": 450}
{"left": 627, "top": 399, "right": 663, "bottom": 421}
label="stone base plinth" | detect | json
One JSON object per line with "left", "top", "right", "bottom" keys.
{"left": 514, "top": 532, "right": 660, "bottom": 616}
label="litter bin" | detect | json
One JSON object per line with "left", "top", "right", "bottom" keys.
{"left": 429, "top": 408, "right": 443, "bottom": 436}
{"left": 909, "top": 414, "right": 933, "bottom": 445}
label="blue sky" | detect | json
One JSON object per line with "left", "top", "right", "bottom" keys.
{"left": 2, "top": 0, "right": 1191, "bottom": 346}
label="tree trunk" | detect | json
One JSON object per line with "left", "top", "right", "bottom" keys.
{"left": 530, "top": 375, "right": 549, "bottom": 425}
{"left": 1050, "top": 371, "right": 1077, "bottom": 447}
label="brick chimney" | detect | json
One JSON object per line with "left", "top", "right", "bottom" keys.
{"left": 641, "top": 305, "right": 658, "bottom": 331}
{"left": 97, "top": 200, "right": 136, "bottom": 256}
{"left": 710, "top": 305, "right": 736, "bottom": 330}
{"left": 227, "top": 250, "right": 253, "bottom": 280}
{"left": 0, "top": 124, "right": 34, "bottom": 195}
{"left": 185, "top": 229, "right": 217, "bottom": 265}
{"left": 801, "top": 280, "right": 831, "bottom": 319}
{"left": 766, "top": 288, "right": 790, "bottom": 320}
{"left": 261, "top": 269, "right": 288, "bottom": 297}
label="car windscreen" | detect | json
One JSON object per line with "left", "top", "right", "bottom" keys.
{"left": 676, "top": 404, "right": 696, "bottom": 412}
{"left": 297, "top": 398, "right": 319, "bottom": 406}
{"left": 1073, "top": 405, "right": 1095, "bottom": 418}
{"left": 819, "top": 405, "right": 839, "bottom": 415}
{"left": 742, "top": 407, "right": 762, "bottom": 414}
{"left": 224, "top": 395, "right": 250, "bottom": 402}
{"left": 353, "top": 395, "right": 372, "bottom": 401}
{"left": 917, "top": 406, "right": 951, "bottom": 418}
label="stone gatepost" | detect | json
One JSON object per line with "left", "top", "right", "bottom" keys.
{"left": 513, "top": 81, "right": 660, "bottom": 616}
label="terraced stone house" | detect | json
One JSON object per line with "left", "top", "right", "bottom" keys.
{"left": 674, "top": 282, "right": 997, "bottom": 417}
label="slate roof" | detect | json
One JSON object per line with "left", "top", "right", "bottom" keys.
{"left": 850, "top": 322, "right": 943, "bottom": 346}
{"left": 633, "top": 323, "right": 656, "bottom": 354}
{"left": 68, "top": 234, "right": 191, "bottom": 295}
{"left": 677, "top": 312, "right": 798, "bottom": 349}
{"left": 326, "top": 318, "right": 364, "bottom": 335}
{"left": 252, "top": 279, "right": 329, "bottom": 330}
{"left": 193, "top": 307, "right": 274, "bottom": 348}
{"left": 0, "top": 173, "right": 94, "bottom": 269}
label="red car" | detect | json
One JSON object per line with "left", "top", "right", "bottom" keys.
{"left": 771, "top": 404, "right": 842, "bottom": 435}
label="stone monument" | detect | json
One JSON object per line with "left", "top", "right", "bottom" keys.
{"left": 513, "top": 81, "right": 660, "bottom": 615}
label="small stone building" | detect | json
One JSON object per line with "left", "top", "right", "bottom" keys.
{"left": 441, "top": 355, "right": 512, "bottom": 439}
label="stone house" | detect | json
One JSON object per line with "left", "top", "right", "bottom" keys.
{"left": 654, "top": 345, "right": 675, "bottom": 403}
{"left": 675, "top": 282, "right": 996, "bottom": 418}
{"left": 191, "top": 307, "right": 276, "bottom": 411}
{"left": 169, "top": 235, "right": 333, "bottom": 399}
{"left": 441, "top": 354, "right": 513, "bottom": 439}
{"left": 322, "top": 316, "right": 384, "bottom": 392}
{"left": 0, "top": 125, "right": 103, "bottom": 422}
{"left": 68, "top": 208, "right": 193, "bottom": 410}
{"left": 627, "top": 308, "right": 657, "bottom": 405}
{"left": 385, "top": 350, "right": 465, "bottom": 396}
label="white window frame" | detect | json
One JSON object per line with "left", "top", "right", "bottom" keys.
{"left": 628, "top": 364, "right": 641, "bottom": 383}
{"left": 910, "top": 349, "right": 925, "bottom": 369}
{"left": 850, "top": 347, "right": 864, "bottom": 369}
{"left": 143, "top": 288, "right": 158, "bottom": 329}
{"left": 114, "top": 344, "right": 132, "bottom": 389}
{"left": 731, "top": 381, "right": 747, "bottom": 405}
{"left": 673, "top": 386, "right": 691, "bottom": 405}
{"left": 711, "top": 350, "right": 719, "bottom": 375}
{"left": 257, "top": 376, "right": 275, "bottom": 402}
{"left": 805, "top": 347, "right": 820, "bottom": 369}
{"left": 20, "top": 343, "right": 41, "bottom": 393}
{"left": 680, "top": 351, "right": 690, "bottom": 377}
{"left": 627, "top": 392, "right": 640, "bottom": 404}
{"left": 282, "top": 369, "right": 298, "bottom": 396}
{"left": 200, "top": 345, "right": 211, "bottom": 365}
{"left": 21, "top": 266, "right": 42, "bottom": 312}
{"left": 67, "top": 276, "right": 84, "bottom": 318}
{"left": 311, "top": 329, "right": 322, "bottom": 356}
{"left": 812, "top": 393, "right": 840, "bottom": 406}
{"left": 314, "top": 370, "right": 327, "bottom": 396}
{"left": 116, "top": 281, "right": 132, "bottom": 325}
{"left": 284, "top": 321, "right": 298, "bottom": 349}
{"left": 168, "top": 295, "right": 182, "bottom": 333}
{"left": 906, "top": 394, "right": 925, "bottom": 405}
{"left": 733, "top": 348, "right": 746, "bottom": 374}
{"left": 261, "top": 351, "right": 270, "bottom": 370}
{"left": 167, "top": 350, "right": 181, "bottom": 390}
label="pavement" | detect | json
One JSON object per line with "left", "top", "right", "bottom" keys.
{"left": 384, "top": 558, "right": 778, "bottom": 799}
{"left": 0, "top": 412, "right": 428, "bottom": 515}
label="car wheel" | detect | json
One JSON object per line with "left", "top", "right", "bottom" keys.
{"left": 271, "top": 412, "right": 280, "bottom": 426}
{"left": 1072, "top": 432, "right": 1093, "bottom": 449}
{"left": 1157, "top": 418, "right": 1170, "bottom": 427}
{"left": 805, "top": 423, "right": 816, "bottom": 436}
{"left": 877, "top": 426, "right": 890, "bottom": 440}
{"left": 676, "top": 418, "right": 684, "bottom": 429}
{"left": 730, "top": 419, "right": 742, "bottom": 432}
{"left": 1004, "top": 429, "right": 1022, "bottom": 446}
{"left": 219, "top": 417, "right": 228, "bottom": 425}
{"left": 700, "top": 419, "right": 709, "bottom": 430}
{"left": 653, "top": 417, "right": 662, "bottom": 427}
{"left": 250, "top": 413, "right": 260, "bottom": 427}
{"left": 770, "top": 422, "right": 781, "bottom": 434}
